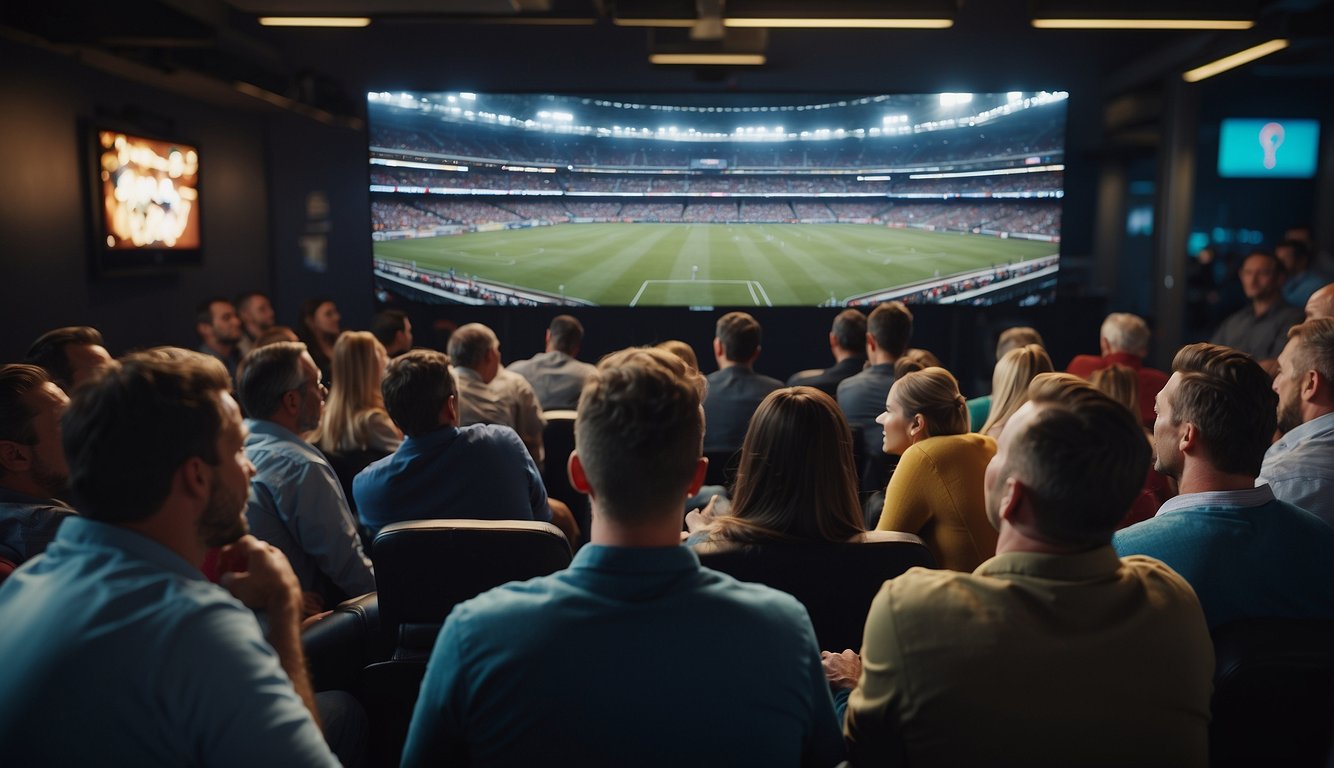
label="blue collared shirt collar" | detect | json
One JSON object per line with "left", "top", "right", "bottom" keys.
{"left": 53, "top": 516, "right": 204, "bottom": 582}
{"left": 571, "top": 543, "right": 701, "bottom": 574}
{"left": 1270, "top": 411, "right": 1334, "bottom": 452}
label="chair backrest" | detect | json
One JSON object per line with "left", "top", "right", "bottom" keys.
{"left": 302, "top": 592, "right": 381, "bottom": 692}
{"left": 372, "top": 519, "right": 573, "bottom": 657}
{"left": 541, "top": 410, "right": 589, "bottom": 547}
{"left": 698, "top": 534, "right": 935, "bottom": 652}
{"left": 324, "top": 447, "right": 392, "bottom": 514}
{"left": 1209, "top": 618, "right": 1334, "bottom": 768}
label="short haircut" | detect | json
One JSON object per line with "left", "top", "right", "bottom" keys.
{"left": 25, "top": 326, "right": 105, "bottom": 389}
{"left": 382, "top": 349, "right": 456, "bottom": 437}
{"left": 0, "top": 364, "right": 50, "bottom": 446}
{"left": 575, "top": 347, "right": 703, "bottom": 522}
{"left": 1286, "top": 317, "right": 1334, "bottom": 384}
{"left": 1243, "top": 249, "right": 1285, "bottom": 277}
{"left": 371, "top": 310, "right": 409, "bottom": 348}
{"left": 447, "top": 323, "right": 498, "bottom": 370}
{"left": 868, "top": 302, "right": 913, "bottom": 357}
{"left": 715, "top": 312, "right": 762, "bottom": 361}
{"left": 893, "top": 367, "right": 969, "bottom": 437}
{"left": 1168, "top": 343, "right": 1277, "bottom": 477}
{"left": 831, "top": 309, "right": 867, "bottom": 354}
{"left": 548, "top": 315, "right": 584, "bottom": 355}
{"left": 195, "top": 297, "right": 230, "bottom": 326}
{"left": 996, "top": 326, "right": 1044, "bottom": 360}
{"left": 234, "top": 291, "right": 268, "bottom": 313}
{"left": 237, "top": 342, "right": 307, "bottom": 421}
{"left": 1101, "top": 313, "right": 1151, "bottom": 356}
{"left": 1276, "top": 238, "right": 1312, "bottom": 269}
{"left": 1010, "top": 372, "right": 1150, "bottom": 548}
{"left": 62, "top": 351, "right": 229, "bottom": 523}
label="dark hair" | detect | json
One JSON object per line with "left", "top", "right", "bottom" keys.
{"left": 1242, "top": 249, "right": 1285, "bottom": 277}
{"left": 255, "top": 326, "right": 300, "bottom": 347}
{"left": 62, "top": 352, "right": 228, "bottom": 522}
{"left": 236, "top": 342, "right": 307, "bottom": 420}
{"left": 382, "top": 349, "right": 456, "bottom": 437}
{"left": 195, "top": 297, "right": 230, "bottom": 327}
{"left": 1277, "top": 239, "right": 1313, "bottom": 270}
{"left": 447, "top": 323, "right": 497, "bottom": 370}
{"left": 25, "top": 326, "right": 104, "bottom": 389}
{"left": 831, "top": 309, "right": 867, "bottom": 354}
{"left": 371, "top": 310, "right": 409, "bottom": 348}
{"left": 868, "top": 302, "right": 913, "bottom": 357}
{"left": 0, "top": 364, "right": 50, "bottom": 445}
{"left": 715, "top": 312, "right": 762, "bottom": 362}
{"left": 298, "top": 297, "right": 337, "bottom": 342}
{"left": 548, "top": 315, "right": 584, "bottom": 355}
{"left": 1009, "top": 373, "right": 1150, "bottom": 547}
{"left": 1168, "top": 343, "right": 1276, "bottom": 477}
{"left": 711, "top": 387, "right": 864, "bottom": 545}
{"left": 233, "top": 291, "right": 268, "bottom": 313}
{"left": 575, "top": 347, "right": 703, "bottom": 522}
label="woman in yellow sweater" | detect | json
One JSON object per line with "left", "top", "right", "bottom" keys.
{"left": 875, "top": 366, "right": 997, "bottom": 571}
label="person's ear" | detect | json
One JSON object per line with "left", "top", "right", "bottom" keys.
{"left": 179, "top": 456, "right": 210, "bottom": 503}
{"left": 281, "top": 388, "right": 302, "bottom": 417}
{"left": 568, "top": 452, "right": 592, "bottom": 496}
{"left": 1302, "top": 370, "right": 1321, "bottom": 402}
{"left": 998, "top": 477, "right": 1025, "bottom": 524}
{"left": 1178, "top": 422, "right": 1198, "bottom": 454}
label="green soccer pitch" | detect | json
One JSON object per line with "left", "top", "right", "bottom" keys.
{"left": 373, "top": 223, "right": 1057, "bottom": 307}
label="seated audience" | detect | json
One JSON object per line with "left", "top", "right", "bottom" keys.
{"left": 824, "top": 374, "right": 1212, "bottom": 767}
{"left": 309, "top": 331, "right": 402, "bottom": 455}
{"left": 353, "top": 349, "right": 573, "bottom": 541}
{"left": 1067, "top": 312, "right": 1168, "bottom": 426}
{"left": 1114, "top": 342, "right": 1334, "bottom": 628}
{"left": 838, "top": 301, "right": 913, "bottom": 461}
{"left": 1090, "top": 364, "right": 1176, "bottom": 526}
{"left": 0, "top": 351, "right": 339, "bottom": 765}
{"left": 401, "top": 347, "right": 844, "bottom": 767}
{"left": 507, "top": 314, "right": 597, "bottom": 410}
{"left": 1258, "top": 318, "right": 1334, "bottom": 523}
{"left": 1306, "top": 282, "right": 1334, "bottom": 320}
{"left": 656, "top": 339, "right": 699, "bottom": 371}
{"left": 978, "top": 343, "right": 1053, "bottom": 438}
{"left": 874, "top": 367, "right": 997, "bottom": 571}
{"left": 256, "top": 325, "right": 301, "bottom": 346}
{"left": 235, "top": 291, "right": 276, "bottom": 356}
{"left": 448, "top": 322, "right": 546, "bottom": 466}
{"left": 788, "top": 309, "right": 868, "bottom": 398}
{"left": 704, "top": 311, "right": 783, "bottom": 455}
{"left": 25, "top": 325, "right": 114, "bottom": 392}
{"left": 297, "top": 298, "right": 341, "bottom": 387}
{"left": 237, "top": 342, "right": 374, "bottom": 612}
{"left": 966, "top": 326, "right": 1044, "bottom": 430}
{"left": 1210, "top": 249, "right": 1305, "bottom": 366}
{"left": 0, "top": 365, "right": 76, "bottom": 566}
{"left": 195, "top": 297, "right": 243, "bottom": 384}
{"left": 370, "top": 309, "right": 413, "bottom": 358}
{"left": 1277, "top": 238, "right": 1326, "bottom": 307}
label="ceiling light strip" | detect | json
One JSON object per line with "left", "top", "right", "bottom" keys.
{"left": 1032, "top": 18, "right": 1253, "bottom": 30}
{"left": 648, "top": 53, "right": 767, "bottom": 65}
{"left": 258, "top": 17, "right": 371, "bottom": 28}
{"left": 1182, "top": 39, "right": 1289, "bottom": 82}
{"left": 725, "top": 18, "right": 953, "bottom": 29}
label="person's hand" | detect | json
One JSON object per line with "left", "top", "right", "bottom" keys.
{"left": 218, "top": 535, "right": 302, "bottom": 616}
{"left": 684, "top": 494, "right": 720, "bottom": 533}
{"left": 822, "top": 649, "right": 862, "bottom": 691}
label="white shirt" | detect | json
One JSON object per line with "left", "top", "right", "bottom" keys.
{"left": 1258, "top": 411, "right": 1334, "bottom": 525}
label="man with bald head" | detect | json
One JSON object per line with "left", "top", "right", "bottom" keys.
{"left": 1306, "top": 283, "right": 1334, "bottom": 320}
{"left": 447, "top": 323, "right": 545, "bottom": 466}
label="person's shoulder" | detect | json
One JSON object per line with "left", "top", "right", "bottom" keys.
{"left": 696, "top": 566, "right": 814, "bottom": 625}
{"left": 1066, "top": 354, "right": 1103, "bottom": 376}
{"left": 464, "top": 422, "right": 528, "bottom": 453}
{"left": 506, "top": 356, "right": 536, "bottom": 375}
{"left": 1115, "top": 554, "right": 1204, "bottom": 603}
{"left": 1113, "top": 513, "right": 1184, "bottom": 553}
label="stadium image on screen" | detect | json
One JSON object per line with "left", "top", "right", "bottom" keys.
{"left": 368, "top": 91, "right": 1067, "bottom": 308}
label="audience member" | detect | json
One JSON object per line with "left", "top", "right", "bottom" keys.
{"left": 1306, "top": 282, "right": 1334, "bottom": 320}
{"left": 1210, "top": 250, "right": 1305, "bottom": 365}
{"left": 656, "top": 339, "right": 699, "bottom": 371}
{"left": 256, "top": 325, "right": 301, "bottom": 346}
{"left": 401, "top": 347, "right": 844, "bottom": 767}
{"left": 900, "top": 347, "right": 942, "bottom": 369}
{"left": 1257, "top": 318, "right": 1334, "bottom": 523}
{"left": 824, "top": 374, "right": 1212, "bottom": 767}
{"left": 979, "top": 343, "right": 1053, "bottom": 438}
{"left": 25, "top": 325, "right": 114, "bottom": 392}
{"left": 237, "top": 342, "right": 374, "bottom": 612}
{"left": 507, "top": 314, "right": 598, "bottom": 410}
{"left": 353, "top": 349, "right": 570, "bottom": 540}
{"left": 235, "top": 291, "right": 276, "bottom": 356}
{"left": 1067, "top": 312, "right": 1169, "bottom": 425}
{"left": 838, "top": 301, "right": 913, "bottom": 461}
{"left": 1276, "top": 238, "right": 1326, "bottom": 307}
{"left": 703, "top": 312, "right": 783, "bottom": 455}
{"left": 195, "top": 297, "right": 243, "bottom": 383}
{"left": 370, "top": 309, "right": 413, "bottom": 357}
{"left": 298, "top": 298, "right": 341, "bottom": 387}
{"left": 965, "top": 326, "right": 1044, "bottom": 430}
{"left": 309, "top": 332, "right": 401, "bottom": 455}
{"left": 787, "top": 309, "right": 868, "bottom": 398}
{"left": 0, "top": 351, "right": 339, "bottom": 765}
{"left": 1090, "top": 365, "right": 1176, "bottom": 526}
{"left": 0, "top": 365, "right": 75, "bottom": 566}
{"left": 447, "top": 323, "right": 546, "bottom": 466}
{"left": 1114, "top": 343, "right": 1334, "bottom": 628}
{"left": 874, "top": 367, "right": 997, "bottom": 570}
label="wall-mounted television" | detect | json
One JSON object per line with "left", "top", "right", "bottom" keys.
{"left": 366, "top": 91, "right": 1067, "bottom": 308}
{"left": 86, "top": 126, "right": 202, "bottom": 275}
{"left": 1218, "top": 118, "right": 1321, "bottom": 179}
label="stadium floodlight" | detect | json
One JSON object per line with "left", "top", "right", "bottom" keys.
{"left": 1182, "top": 39, "right": 1289, "bottom": 82}
{"left": 258, "top": 17, "right": 371, "bottom": 27}
{"left": 460, "top": 92, "right": 477, "bottom": 101}
{"left": 939, "top": 93, "right": 973, "bottom": 107}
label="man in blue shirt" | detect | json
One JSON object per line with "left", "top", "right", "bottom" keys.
{"left": 1114, "top": 342, "right": 1334, "bottom": 628}
{"left": 402, "top": 347, "right": 845, "bottom": 768}
{"left": 1258, "top": 317, "right": 1334, "bottom": 523}
{"left": 838, "top": 301, "right": 913, "bottom": 461}
{"left": 704, "top": 311, "right": 784, "bottom": 454}
{"left": 353, "top": 349, "right": 556, "bottom": 538}
{"left": 0, "top": 350, "right": 338, "bottom": 766}
{"left": 0, "top": 364, "right": 77, "bottom": 566}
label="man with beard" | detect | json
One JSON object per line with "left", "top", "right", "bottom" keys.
{"left": 197, "top": 297, "right": 244, "bottom": 383}
{"left": 24, "top": 325, "right": 115, "bottom": 393}
{"left": 823, "top": 374, "right": 1213, "bottom": 766}
{"left": 1258, "top": 318, "right": 1334, "bottom": 523}
{"left": 235, "top": 291, "right": 277, "bottom": 356}
{"left": 0, "top": 364, "right": 77, "bottom": 566}
{"left": 1115, "top": 343, "right": 1334, "bottom": 628}
{"left": 237, "top": 342, "right": 374, "bottom": 612}
{"left": 0, "top": 351, "right": 339, "bottom": 766}
{"left": 1210, "top": 250, "right": 1304, "bottom": 367}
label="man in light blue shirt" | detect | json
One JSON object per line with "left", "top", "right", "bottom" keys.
{"left": 1258, "top": 317, "right": 1334, "bottom": 524}
{"left": 0, "top": 351, "right": 338, "bottom": 766}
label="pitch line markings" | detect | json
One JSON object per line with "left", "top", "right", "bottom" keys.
{"left": 629, "top": 279, "right": 773, "bottom": 308}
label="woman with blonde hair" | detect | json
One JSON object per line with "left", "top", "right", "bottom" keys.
{"left": 310, "top": 331, "right": 402, "bottom": 454}
{"left": 876, "top": 366, "right": 997, "bottom": 570}
{"left": 978, "top": 343, "right": 1053, "bottom": 438}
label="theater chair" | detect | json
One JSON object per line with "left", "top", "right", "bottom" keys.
{"left": 362, "top": 519, "right": 573, "bottom": 767}
{"left": 541, "top": 409, "right": 589, "bottom": 548}
{"left": 698, "top": 533, "right": 935, "bottom": 652}
{"left": 1208, "top": 618, "right": 1334, "bottom": 768}
{"left": 323, "top": 447, "right": 392, "bottom": 552}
